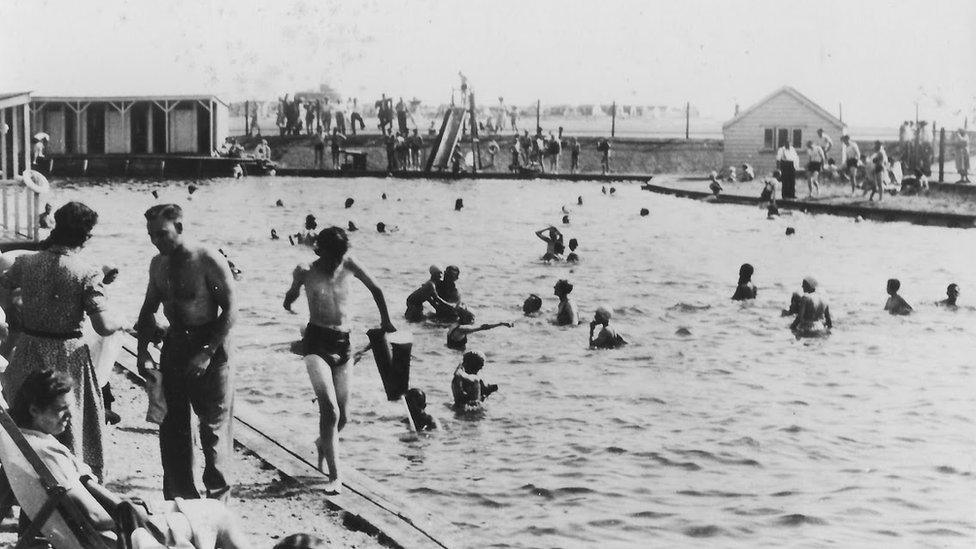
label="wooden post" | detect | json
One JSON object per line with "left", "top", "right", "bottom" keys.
{"left": 13, "top": 187, "right": 20, "bottom": 237}
{"left": 938, "top": 127, "right": 946, "bottom": 183}
{"left": 22, "top": 103, "right": 30, "bottom": 171}
{"left": 685, "top": 102, "right": 690, "bottom": 140}
{"left": 0, "top": 109, "right": 7, "bottom": 179}
{"left": 32, "top": 189, "right": 40, "bottom": 241}
{"left": 1, "top": 185, "right": 7, "bottom": 231}
{"left": 611, "top": 101, "right": 616, "bottom": 138}
{"left": 535, "top": 99, "right": 540, "bottom": 132}
{"left": 11, "top": 108, "right": 20, "bottom": 178}
{"left": 838, "top": 102, "right": 843, "bottom": 123}
{"left": 469, "top": 92, "right": 480, "bottom": 173}
{"left": 164, "top": 100, "right": 170, "bottom": 153}
{"left": 244, "top": 100, "right": 250, "bottom": 136}
{"left": 25, "top": 189, "right": 32, "bottom": 240}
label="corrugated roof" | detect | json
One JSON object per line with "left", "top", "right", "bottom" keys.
{"left": 723, "top": 86, "right": 845, "bottom": 130}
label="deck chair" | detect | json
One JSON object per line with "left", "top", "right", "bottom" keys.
{"left": 0, "top": 392, "right": 115, "bottom": 549}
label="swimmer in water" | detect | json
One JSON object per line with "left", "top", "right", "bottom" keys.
{"left": 451, "top": 351, "right": 498, "bottom": 410}
{"left": 588, "top": 306, "right": 627, "bottom": 349}
{"left": 522, "top": 294, "right": 543, "bottom": 316}
{"left": 577, "top": 196, "right": 583, "bottom": 206}
{"left": 404, "top": 388, "right": 438, "bottom": 431}
{"left": 445, "top": 307, "right": 513, "bottom": 351}
{"left": 937, "top": 283, "right": 959, "bottom": 309}
{"left": 283, "top": 227, "right": 396, "bottom": 493}
{"left": 883, "top": 278, "right": 913, "bottom": 315}
{"left": 566, "top": 238, "right": 579, "bottom": 263}
{"left": 535, "top": 226, "right": 564, "bottom": 261}
{"left": 553, "top": 279, "right": 579, "bottom": 325}
{"left": 731, "top": 263, "right": 757, "bottom": 300}
{"left": 271, "top": 229, "right": 280, "bottom": 240}
{"left": 789, "top": 277, "right": 832, "bottom": 337}
{"left": 405, "top": 266, "right": 444, "bottom": 321}
{"left": 347, "top": 221, "right": 358, "bottom": 232}
{"left": 433, "top": 266, "right": 462, "bottom": 320}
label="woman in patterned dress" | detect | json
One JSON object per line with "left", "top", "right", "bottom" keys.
{"left": 1, "top": 201, "right": 126, "bottom": 478}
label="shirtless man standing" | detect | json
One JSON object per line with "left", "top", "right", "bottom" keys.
{"left": 789, "top": 276, "right": 832, "bottom": 337}
{"left": 284, "top": 227, "right": 395, "bottom": 494}
{"left": 137, "top": 204, "right": 238, "bottom": 501}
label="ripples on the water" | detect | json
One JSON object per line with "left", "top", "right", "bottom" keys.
{"left": 56, "top": 177, "right": 976, "bottom": 548}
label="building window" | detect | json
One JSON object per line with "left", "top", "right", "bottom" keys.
{"left": 762, "top": 127, "right": 804, "bottom": 151}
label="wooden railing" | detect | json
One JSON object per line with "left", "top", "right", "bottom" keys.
{"left": 0, "top": 180, "right": 42, "bottom": 243}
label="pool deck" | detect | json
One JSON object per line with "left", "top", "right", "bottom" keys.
{"left": 642, "top": 181, "right": 976, "bottom": 229}
{"left": 111, "top": 344, "right": 458, "bottom": 549}
{"left": 275, "top": 167, "right": 652, "bottom": 183}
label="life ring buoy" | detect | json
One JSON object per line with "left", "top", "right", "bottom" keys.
{"left": 18, "top": 170, "right": 50, "bottom": 194}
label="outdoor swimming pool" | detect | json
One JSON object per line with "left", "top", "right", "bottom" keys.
{"left": 54, "top": 176, "right": 975, "bottom": 547}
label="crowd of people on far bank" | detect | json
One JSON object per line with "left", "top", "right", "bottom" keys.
{"left": 708, "top": 126, "right": 972, "bottom": 207}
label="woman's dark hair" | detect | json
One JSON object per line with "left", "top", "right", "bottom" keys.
{"left": 738, "top": 263, "right": 754, "bottom": 284}
{"left": 10, "top": 369, "right": 73, "bottom": 428}
{"left": 314, "top": 227, "right": 349, "bottom": 273}
{"left": 274, "top": 534, "right": 326, "bottom": 549}
{"left": 523, "top": 294, "right": 542, "bottom": 314}
{"left": 47, "top": 202, "right": 98, "bottom": 248}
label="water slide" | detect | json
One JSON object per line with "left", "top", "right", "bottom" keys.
{"left": 425, "top": 107, "right": 466, "bottom": 171}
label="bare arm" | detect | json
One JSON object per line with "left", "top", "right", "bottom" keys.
{"left": 824, "top": 305, "right": 832, "bottom": 329}
{"left": 200, "top": 248, "right": 238, "bottom": 353}
{"left": 136, "top": 261, "right": 163, "bottom": 375}
{"left": 464, "top": 322, "right": 514, "bottom": 335}
{"left": 790, "top": 299, "right": 806, "bottom": 330}
{"left": 347, "top": 256, "right": 395, "bottom": 331}
{"left": 283, "top": 265, "right": 306, "bottom": 313}
{"left": 89, "top": 309, "right": 126, "bottom": 337}
{"left": 535, "top": 227, "right": 553, "bottom": 243}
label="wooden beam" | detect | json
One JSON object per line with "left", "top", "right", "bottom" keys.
{"left": 0, "top": 109, "right": 7, "bottom": 179}
{"left": 208, "top": 101, "right": 214, "bottom": 154}
{"left": 11, "top": 108, "right": 20, "bottom": 177}
{"left": 22, "top": 104, "right": 30, "bottom": 170}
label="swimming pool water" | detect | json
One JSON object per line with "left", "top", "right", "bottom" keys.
{"left": 55, "top": 176, "right": 975, "bottom": 547}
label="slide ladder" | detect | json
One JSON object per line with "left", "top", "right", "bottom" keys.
{"left": 425, "top": 107, "right": 466, "bottom": 172}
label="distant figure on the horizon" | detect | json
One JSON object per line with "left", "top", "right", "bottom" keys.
{"left": 313, "top": 127, "right": 327, "bottom": 168}
{"left": 396, "top": 97, "right": 408, "bottom": 135}
{"left": 884, "top": 278, "right": 913, "bottom": 315}
{"left": 740, "top": 163, "right": 755, "bottom": 182}
{"left": 486, "top": 139, "right": 499, "bottom": 169}
{"left": 333, "top": 99, "right": 346, "bottom": 135}
{"left": 409, "top": 129, "right": 424, "bottom": 171}
{"left": 349, "top": 98, "right": 365, "bottom": 136}
{"left": 330, "top": 129, "right": 345, "bottom": 170}
{"left": 708, "top": 171, "right": 723, "bottom": 197}
{"left": 598, "top": 138, "right": 612, "bottom": 175}
{"left": 790, "top": 277, "right": 832, "bottom": 337}
{"left": 953, "top": 127, "right": 970, "bottom": 183}
{"left": 588, "top": 306, "right": 626, "bottom": 349}
{"left": 937, "top": 283, "right": 959, "bottom": 309}
{"left": 865, "top": 141, "right": 889, "bottom": 202}
{"left": 553, "top": 279, "right": 579, "bottom": 326}
{"left": 283, "top": 227, "right": 395, "bottom": 494}
{"left": 305, "top": 101, "right": 316, "bottom": 136}
{"left": 570, "top": 137, "right": 581, "bottom": 174}
{"left": 817, "top": 128, "right": 833, "bottom": 156}
{"left": 805, "top": 140, "right": 825, "bottom": 197}
{"left": 731, "top": 263, "right": 757, "bottom": 300}
{"left": 776, "top": 139, "right": 799, "bottom": 199}
{"left": 840, "top": 134, "right": 861, "bottom": 194}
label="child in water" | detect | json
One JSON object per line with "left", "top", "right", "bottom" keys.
{"left": 522, "top": 294, "right": 543, "bottom": 316}
{"left": 452, "top": 351, "right": 498, "bottom": 409}
{"left": 566, "top": 238, "right": 580, "bottom": 263}
{"left": 588, "top": 306, "right": 627, "bottom": 349}
{"left": 884, "top": 278, "right": 913, "bottom": 315}
{"left": 404, "top": 388, "right": 439, "bottom": 431}
{"left": 445, "top": 306, "right": 513, "bottom": 351}
{"left": 731, "top": 263, "right": 757, "bottom": 300}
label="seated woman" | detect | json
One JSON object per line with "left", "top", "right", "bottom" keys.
{"left": 10, "top": 369, "right": 252, "bottom": 549}
{"left": 445, "top": 306, "right": 513, "bottom": 351}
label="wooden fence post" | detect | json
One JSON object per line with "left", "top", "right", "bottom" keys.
{"left": 938, "top": 127, "right": 945, "bottom": 183}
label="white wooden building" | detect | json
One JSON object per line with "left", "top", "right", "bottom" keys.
{"left": 31, "top": 95, "right": 229, "bottom": 156}
{"left": 722, "top": 86, "right": 845, "bottom": 174}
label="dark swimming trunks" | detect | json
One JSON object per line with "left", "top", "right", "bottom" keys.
{"left": 760, "top": 188, "right": 773, "bottom": 201}
{"left": 845, "top": 158, "right": 859, "bottom": 169}
{"left": 302, "top": 324, "right": 351, "bottom": 366}
{"left": 807, "top": 161, "right": 822, "bottom": 172}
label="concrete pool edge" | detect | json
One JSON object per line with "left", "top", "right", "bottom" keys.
{"left": 113, "top": 351, "right": 456, "bottom": 549}
{"left": 641, "top": 183, "right": 976, "bottom": 229}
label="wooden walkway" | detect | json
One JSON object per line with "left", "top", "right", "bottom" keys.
{"left": 275, "top": 167, "right": 652, "bottom": 183}
{"left": 115, "top": 343, "right": 456, "bottom": 549}
{"left": 642, "top": 182, "right": 976, "bottom": 229}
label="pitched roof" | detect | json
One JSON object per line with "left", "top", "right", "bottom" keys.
{"left": 723, "top": 86, "right": 845, "bottom": 130}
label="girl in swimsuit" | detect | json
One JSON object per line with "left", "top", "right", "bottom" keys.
{"left": 444, "top": 306, "right": 513, "bottom": 351}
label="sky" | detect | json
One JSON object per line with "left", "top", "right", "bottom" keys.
{"left": 2, "top": 0, "right": 974, "bottom": 126}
